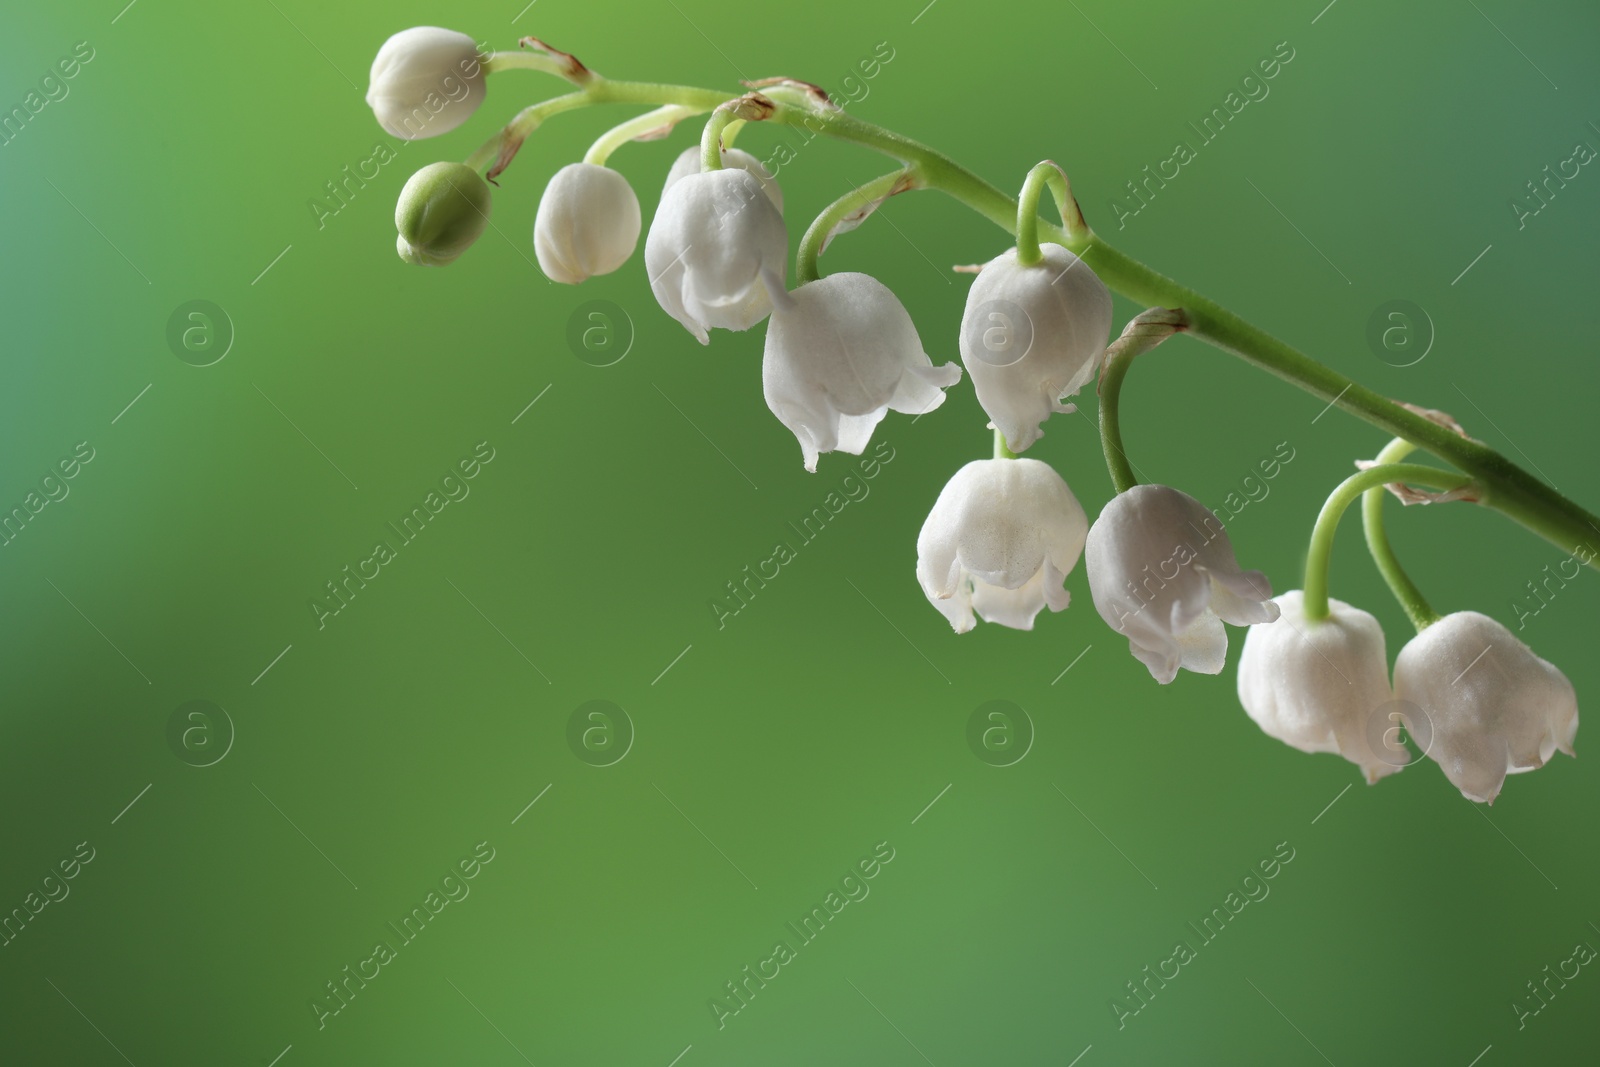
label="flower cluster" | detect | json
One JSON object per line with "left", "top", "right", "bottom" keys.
{"left": 366, "top": 27, "right": 1580, "bottom": 805}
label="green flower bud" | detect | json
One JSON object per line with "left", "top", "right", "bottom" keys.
{"left": 395, "top": 162, "right": 492, "bottom": 266}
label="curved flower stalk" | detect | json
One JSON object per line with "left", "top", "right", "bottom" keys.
{"left": 916, "top": 458, "right": 1088, "bottom": 632}
{"left": 1085, "top": 485, "right": 1279, "bottom": 684}
{"left": 761, "top": 271, "right": 959, "bottom": 471}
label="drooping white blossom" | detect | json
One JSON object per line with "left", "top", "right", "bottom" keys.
{"left": 1393, "top": 611, "right": 1578, "bottom": 803}
{"left": 1237, "top": 590, "right": 1403, "bottom": 783}
{"left": 533, "top": 163, "right": 642, "bottom": 284}
{"left": 645, "top": 167, "right": 788, "bottom": 343}
{"left": 366, "top": 27, "right": 486, "bottom": 141}
{"left": 762, "top": 271, "right": 961, "bottom": 472}
{"left": 916, "top": 459, "right": 1088, "bottom": 632}
{"left": 1085, "top": 484, "right": 1279, "bottom": 684}
{"left": 958, "top": 243, "right": 1112, "bottom": 452}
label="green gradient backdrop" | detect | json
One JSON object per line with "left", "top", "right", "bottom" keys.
{"left": 3, "top": 0, "right": 1599, "bottom": 1063}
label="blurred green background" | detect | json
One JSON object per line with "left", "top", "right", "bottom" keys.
{"left": 3, "top": 0, "right": 1598, "bottom": 1063}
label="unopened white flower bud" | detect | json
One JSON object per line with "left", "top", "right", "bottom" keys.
{"left": 366, "top": 27, "right": 486, "bottom": 141}
{"left": 533, "top": 163, "right": 642, "bottom": 284}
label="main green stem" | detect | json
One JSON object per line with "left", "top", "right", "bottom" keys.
{"left": 470, "top": 73, "right": 1600, "bottom": 565}
{"left": 1303, "top": 463, "right": 1473, "bottom": 621}
{"left": 1363, "top": 439, "right": 1442, "bottom": 633}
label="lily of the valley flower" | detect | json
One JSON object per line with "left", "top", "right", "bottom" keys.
{"left": 1393, "top": 611, "right": 1578, "bottom": 803}
{"left": 1085, "top": 484, "right": 1279, "bottom": 684}
{"left": 916, "top": 459, "right": 1088, "bottom": 632}
{"left": 533, "top": 163, "right": 642, "bottom": 284}
{"left": 394, "top": 162, "right": 492, "bottom": 266}
{"left": 763, "top": 271, "right": 961, "bottom": 472}
{"left": 1237, "top": 590, "right": 1403, "bottom": 783}
{"left": 366, "top": 27, "right": 486, "bottom": 141}
{"left": 664, "top": 146, "right": 783, "bottom": 211}
{"left": 645, "top": 167, "right": 788, "bottom": 343}
{"left": 959, "top": 243, "right": 1112, "bottom": 452}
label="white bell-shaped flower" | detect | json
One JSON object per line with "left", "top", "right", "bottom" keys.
{"left": 664, "top": 146, "right": 783, "bottom": 211}
{"left": 1393, "top": 611, "right": 1578, "bottom": 803}
{"left": 762, "top": 271, "right": 961, "bottom": 471}
{"left": 645, "top": 167, "right": 788, "bottom": 343}
{"left": 366, "top": 27, "right": 485, "bottom": 140}
{"left": 958, "top": 244, "right": 1112, "bottom": 452}
{"left": 1085, "top": 484, "right": 1279, "bottom": 684}
{"left": 916, "top": 459, "right": 1088, "bottom": 633}
{"left": 533, "top": 163, "right": 642, "bottom": 284}
{"left": 1237, "top": 590, "right": 1402, "bottom": 783}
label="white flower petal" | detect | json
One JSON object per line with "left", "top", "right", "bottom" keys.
{"left": 972, "top": 570, "right": 1059, "bottom": 631}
